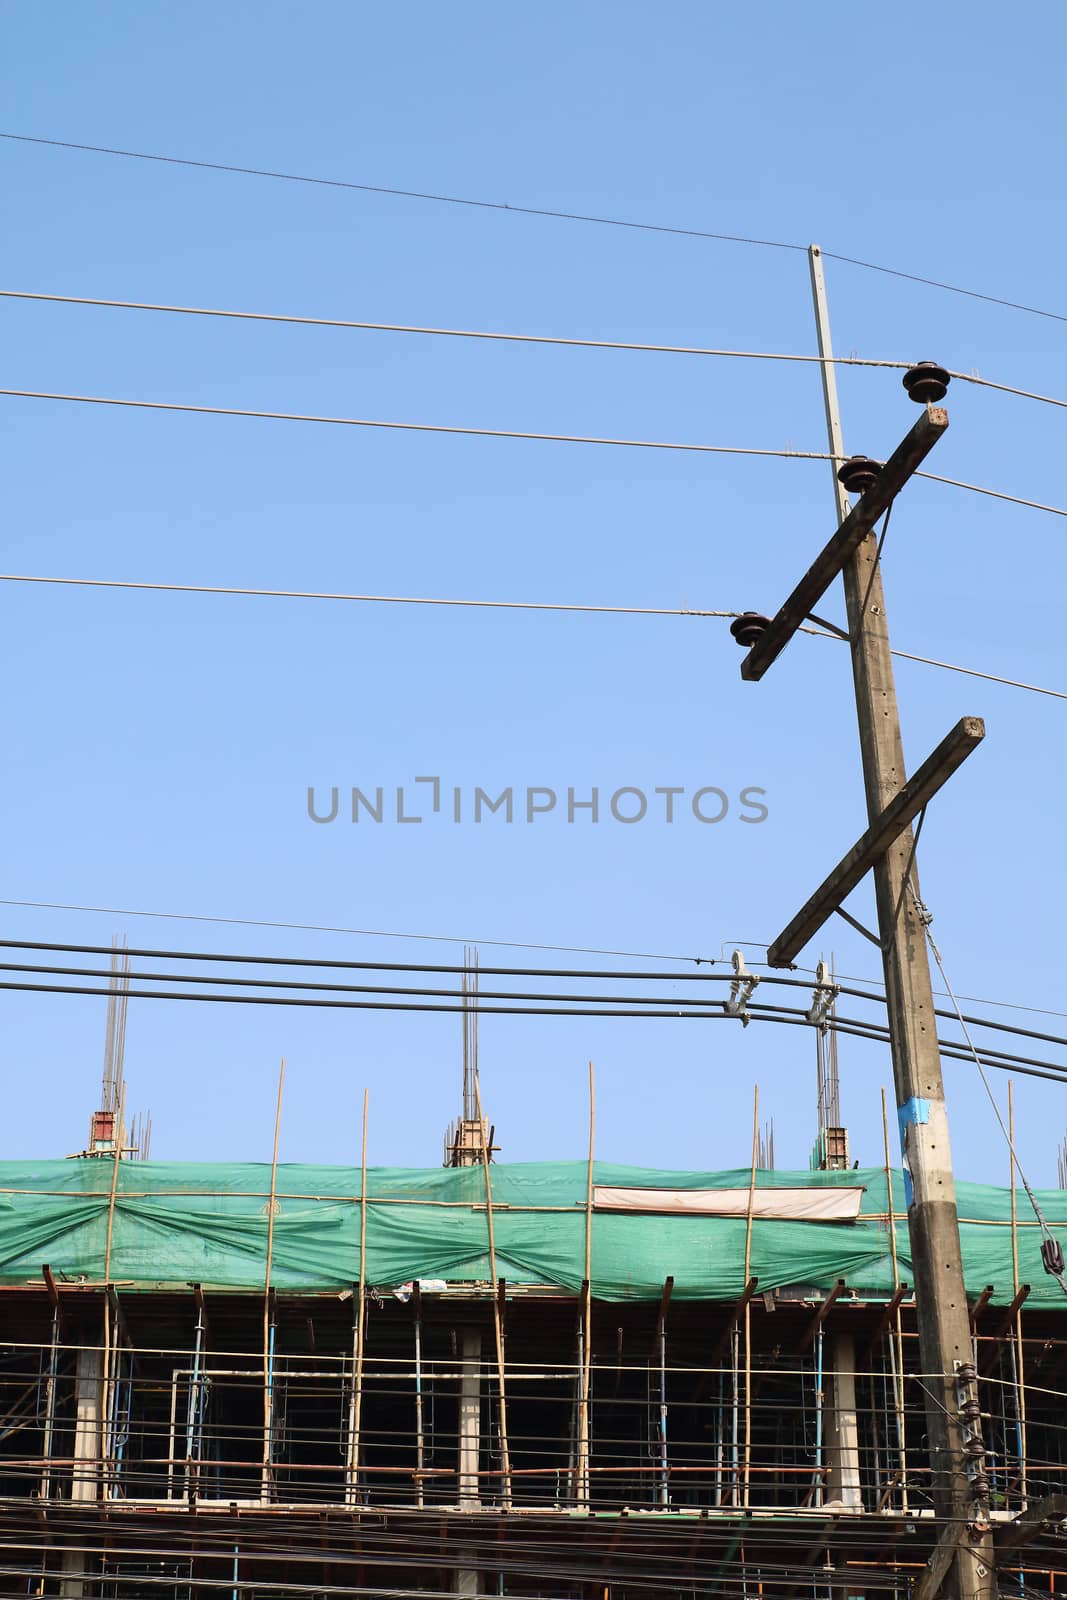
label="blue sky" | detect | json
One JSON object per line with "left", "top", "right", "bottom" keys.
{"left": 1, "top": 4, "right": 1064, "bottom": 1193}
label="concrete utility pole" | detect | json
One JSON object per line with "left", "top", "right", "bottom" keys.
{"left": 735, "top": 248, "right": 994, "bottom": 1600}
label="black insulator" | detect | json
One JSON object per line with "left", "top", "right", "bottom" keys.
{"left": 956, "top": 1362, "right": 977, "bottom": 1384}
{"left": 970, "top": 1473, "right": 990, "bottom": 1497}
{"left": 965, "top": 1438, "right": 987, "bottom": 1460}
{"left": 903, "top": 361, "right": 951, "bottom": 404}
{"left": 729, "top": 612, "right": 772, "bottom": 649}
{"left": 836, "top": 455, "right": 883, "bottom": 497}
{"left": 1041, "top": 1237, "right": 1065, "bottom": 1277}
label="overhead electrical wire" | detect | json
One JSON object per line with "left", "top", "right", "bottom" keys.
{"left": 0, "top": 132, "right": 811, "bottom": 252}
{"left": 6, "top": 287, "right": 1067, "bottom": 416}
{"left": 0, "top": 286, "right": 908, "bottom": 367}
{"left": 3, "top": 385, "right": 1064, "bottom": 528}
{"left": 4, "top": 131, "right": 1066, "bottom": 327}
{"left": 0, "top": 939, "right": 1064, "bottom": 1081}
{"left": 1, "top": 572, "right": 1062, "bottom": 700}
{"left": 0, "top": 572, "right": 731, "bottom": 619}
{"left": 0, "top": 386, "right": 833, "bottom": 459}
{"left": 4, "top": 897, "right": 1067, "bottom": 1027}
{"left": 913, "top": 469, "right": 1067, "bottom": 519}
{"left": 0, "top": 897, "right": 701, "bottom": 963}
{"left": 0, "top": 971, "right": 1061, "bottom": 1081}
{"left": 0, "top": 973, "right": 1062, "bottom": 1089}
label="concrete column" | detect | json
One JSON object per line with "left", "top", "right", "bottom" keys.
{"left": 60, "top": 1339, "right": 104, "bottom": 1598}
{"left": 71, "top": 1340, "right": 104, "bottom": 1502}
{"left": 825, "top": 1332, "right": 862, "bottom": 1510}
{"left": 457, "top": 1327, "right": 482, "bottom": 1507}
{"left": 454, "top": 1326, "right": 482, "bottom": 1595}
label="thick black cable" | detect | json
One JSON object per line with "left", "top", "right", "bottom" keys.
{"left": 2, "top": 938, "right": 1066, "bottom": 1055}
{"left": 0, "top": 972, "right": 1065, "bottom": 1084}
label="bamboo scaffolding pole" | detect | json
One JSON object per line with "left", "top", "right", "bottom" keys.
{"left": 882, "top": 1085, "right": 909, "bottom": 1513}
{"left": 742, "top": 1083, "right": 758, "bottom": 1511}
{"left": 346, "top": 1088, "right": 370, "bottom": 1506}
{"left": 1009, "top": 1081, "right": 1029, "bottom": 1507}
{"left": 474, "top": 1075, "right": 512, "bottom": 1508}
{"left": 261, "top": 1061, "right": 284, "bottom": 1501}
{"left": 576, "top": 1061, "right": 595, "bottom": 1508}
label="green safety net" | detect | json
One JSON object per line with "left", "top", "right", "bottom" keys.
{"left": 0, "top": 1159, "right": 1064, "bottom": 1305}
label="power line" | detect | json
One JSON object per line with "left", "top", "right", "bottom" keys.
{"left": 3, "top": 936, "right": 1066, "bottom": 1059}
{"left": 5, "top": 131, "right": 1066, "bottom": 328}
{"left": 0, "top": 286, "right": 906, "bottom": 367}
{"left": 5, "top": 898, "right": 1067, "bottom": 1029}
{"left": 6, "top": 387, "right": 1066, "bottom": 531}
{"left": 859, "top": 640, "right": 1067, "bottom": 701}
{"left": 821, "top": 249, "right": 1067, "bottom": 327}
{"left": 0, "top": 572, "right": 732, "bottom": 619}
{"left": 0, "top": 131, "right": 808, "bottom": 253}
{"left": 914, "top": 469, "right": 1067, "bottom": 519}
{"left": 9, "top": 287, "right": 1067, "bottom": 421}
{"left": 0, "top": 386, "right": 832, "bottom": 459}
{"left": 0, "top": 896, "right": 707, "bottom": 963}
{"left": 2, "top": 572, "right": 1063, "bottom": 701}
{"left": 0, "top": 972, "right": 1064, "bottom": 1082}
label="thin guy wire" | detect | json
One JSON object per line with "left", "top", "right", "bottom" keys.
{"left": 908, "top": 883, "right": 1067, "bottom": 1297}
{"left": 5, "top": 132, "right": 1066, "bottom": 328}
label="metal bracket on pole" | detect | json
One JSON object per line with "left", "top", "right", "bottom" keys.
{"left": 954, "top": 1360, "right": 990, "bottom": 1507}
{"left": 767, "top": 717, "right": 985, "bottom": 968}
{"left": 740, "top": 406, "right": 948, "bottom": 683}
{"left": 806, "top": 960, "right": 839, "bottom": 1027}
{"left": 725, "top": 950, "right": 760, "bottom": 1026}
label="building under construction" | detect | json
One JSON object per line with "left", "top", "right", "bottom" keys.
{"left": 3, "top": 1018, "right": 1067, "bottom": 1600}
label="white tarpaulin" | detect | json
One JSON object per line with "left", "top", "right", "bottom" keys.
{"left": 592, "top": 1185, "right": 865, "bottom": 1222}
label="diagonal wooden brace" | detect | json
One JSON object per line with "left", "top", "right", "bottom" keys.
{"left": 766, "top": 716, "right": 985, "bottom": 968}
{"left": 741, "top": 405, "right": 948, "bottom": 682}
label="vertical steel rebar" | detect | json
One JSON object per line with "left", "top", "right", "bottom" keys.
{"left": 39, "top": 1297, "right": 60, "bottom": 1501}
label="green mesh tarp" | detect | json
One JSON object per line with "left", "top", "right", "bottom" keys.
{"left": 0, "top": 1159, "right": 1064, "bottom": 1305}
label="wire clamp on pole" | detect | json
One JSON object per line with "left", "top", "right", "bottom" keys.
{"left": 911, "top": 893, "right": 934, "bottom": 929}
